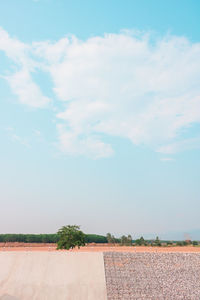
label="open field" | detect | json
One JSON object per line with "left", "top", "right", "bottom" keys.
{"left": 1, "top": 243, "right": 200, "bottom": 252}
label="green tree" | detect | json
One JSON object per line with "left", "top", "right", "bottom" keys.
{"left": 127, "top": 235, "right": 133, "bottom": 245}
{"left": 135, "top": 236, "right": 145, "bottom": 246}
{"left": 106, "top": 233, "right": 115, "bottom": 244}
{"left": 155, "top": 236, "right": 161, "bottom": 246}
{"left": 57, "top": 225, "right": 85, "bottom": 250}
{"left": 166, "top": 241, "right": 173, "bottom": 246}
{"left": 192, "top": 241, "right": 198, "bottom": 246}
{"left": 120, "top": 235, "right": 132, "bottom": 246}
{"left": 177, "top": 241, "right": 184, "bottom": 246}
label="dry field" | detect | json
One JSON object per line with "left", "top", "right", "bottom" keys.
{"left": 0, "top": 242, "right": 200, "bottom": 252}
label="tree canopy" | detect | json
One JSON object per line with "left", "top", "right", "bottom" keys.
{"left": 57, "top": 225, "right": 85, "bottom": 250}
{"left": 106, "top": 233, "right": 116, "bottom": 244}
{"left": 120, "top": 234, "right": 132, "bottom": 246}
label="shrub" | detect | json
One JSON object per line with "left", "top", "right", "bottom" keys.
{"left": 57, "top": 225, "right": 85, "bottom": 250}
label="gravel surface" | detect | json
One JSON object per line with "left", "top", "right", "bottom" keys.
{"left": 104, "top": 252, "right": 200, "bottom": 300}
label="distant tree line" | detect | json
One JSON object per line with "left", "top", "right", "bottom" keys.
{"left": 0, "top": 233, "right": 107, "bottom": 244}
{"left": 85, "top": 234, "right": 107, "bottom": 243}
{"left": 0, "top": 232, "right": 198, "bottom": 246}
{"left": 106, "top": 233, "right": 199, "bottom": 247}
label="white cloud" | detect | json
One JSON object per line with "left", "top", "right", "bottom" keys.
{"left": 47, "top": 33, "right": 200, "bottom": 156}
{"left": 0, "top": 27, "right": 34, "bottom": 68}
{"left": 33, "top": 38, "right": 69, "bottom": 64}
{"left": 1, "top": 28, "right": 200, "bottom": 158}
{"left": 6, "top": 69, "right": 50, "bottom": 108}
{"left": 0, "top": 27, "right": 50, "bottom": 108}
{"left": 57, "top": 124, "right": 113, "bottom": 159}
{"left": 158, "top": 137, "right": 200, "bottom": 154}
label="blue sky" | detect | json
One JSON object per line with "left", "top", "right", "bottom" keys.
{"left": 0, "top": 0, "right": 200, "bottom": 238}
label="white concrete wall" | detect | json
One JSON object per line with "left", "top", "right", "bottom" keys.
{"left": 0, "top": 252, "right": 107, "bottom": 300}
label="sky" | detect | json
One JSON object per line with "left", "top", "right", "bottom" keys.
{"left": 0, "top": 0, "right": 200, "bottom": 239}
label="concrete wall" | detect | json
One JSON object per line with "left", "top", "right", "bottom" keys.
{"left": 0, "top": 252, "right": 107, "bottom": 300}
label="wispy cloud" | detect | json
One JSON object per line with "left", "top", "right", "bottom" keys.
{"left": 5, "top": 128, "right": 31, "bottom": 148}
{"left": 33, "top": 129, "right": 41, "bottom": 136}
{"left": 157, "top": 136, "right": 200, "bottom": 154}
{"left": 160, "top": 157, "right": 175, "bottom": 162}
{"left": 1, "top": 28, "right": 200, "bottom": 158}
{"left": 12, "top": 134, "right": 31, "bottom": 148}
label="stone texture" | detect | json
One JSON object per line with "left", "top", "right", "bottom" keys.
{"left": 104, "top": 252, "right": 200, "bottom": 300}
